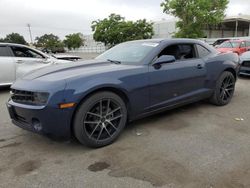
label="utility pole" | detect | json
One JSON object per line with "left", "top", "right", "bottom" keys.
{"left": 27, "top": 24, "right": 33, "bottom": 44}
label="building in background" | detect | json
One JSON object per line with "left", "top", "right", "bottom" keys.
{"left": 204, "top": 14, "right": 250, "bottom": 38}
{"left": 69, "top": 34, "right": 106, "bottom": 53}
{"left": 152, "top": 19, "right": 177, "bottom": 39}
{"left": 152, "top": 14, "right": 250, "bottom": 40}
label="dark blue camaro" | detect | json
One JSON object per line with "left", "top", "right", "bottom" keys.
{"left": 7, "top": 39, "right": 239, "bottom": 147}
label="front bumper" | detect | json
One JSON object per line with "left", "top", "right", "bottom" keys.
{"left": 239, "top": 66, "right": 250, "bottom": 76}
{"left": 6, "top": 100, "right": 73, "bottom": 139}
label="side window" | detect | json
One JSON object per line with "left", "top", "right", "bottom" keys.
{"left": 0, "top": 46, "right": 10, "bottom": 57}
{"left": 246, "top": 41, "right": 250, "bottom": 47}
{"left": 196, "top": 44, "right": 210, "bottom": 58}
{"left": 11, "top": 46, "right": 44, "bottom": 59}
{"left": 240, "top": 42, "right": 246, "bottom": 48}
{"left": 158, "top": 44, "right": 196, "bottom": 60}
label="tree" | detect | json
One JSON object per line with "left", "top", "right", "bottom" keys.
{"left": 4, "top": 33, "right": 27, "bottom": 44}
{"left": 92, "top": 14, "right": 154, "bottom": 47}
{"left": 63, "top": 33, "right": 84, "bottom": 50}
{"left": 161, "top": 0, "right": 229, "bottom": 38}
{"left": 35, "top": 34, "right": 64, "bottom": 53}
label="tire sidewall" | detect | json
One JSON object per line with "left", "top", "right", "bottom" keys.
{"left": 73, "top": 91, "right": 127, "bottom": 148}
{"left": 214, "top": 71, "right": 235, "bottom": 105}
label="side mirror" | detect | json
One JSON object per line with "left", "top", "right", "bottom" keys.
{"left": 153, "top": 55, "right": 176, "bottom": 69}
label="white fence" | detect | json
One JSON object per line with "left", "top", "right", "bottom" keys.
{"left": 68, "top": 46, "right": 107, "bottom": 53}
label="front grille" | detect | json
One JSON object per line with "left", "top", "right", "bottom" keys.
{"left": 242, "top": 61, "right": 250, "bottom": 67}
{"left": 11, "top": 89, "right": 35, "bottom": 105}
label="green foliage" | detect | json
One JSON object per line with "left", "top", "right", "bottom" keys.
{"left": 161, "top": 0, "right": 229, "bottom": 38}
{"left": 3, "top": 33, "right": 27, "bottom": 44}
{"left": 92, "top": 14, "right": 154, "bottom": 46}
{"left": 35, "top": 34, "right": 64, "bottom": 52}
{"left": 63, "top": 33, "right": 84, "bottom": 50}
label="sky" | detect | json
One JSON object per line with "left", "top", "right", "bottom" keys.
{"left": 0, "top": 0, "right": 249, "bottom": 42}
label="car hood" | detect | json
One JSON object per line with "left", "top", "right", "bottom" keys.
{"left": 22, "top": 59, "right": 137, "bottom": 81}
{"left": 16, "top": 58, "right": 71, "bottom": 79}
{"left": 240, "top": 51, "right": 250, "bottom": 60}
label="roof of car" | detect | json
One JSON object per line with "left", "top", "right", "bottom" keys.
{"left": 130, "top": 38, "right": 205, "bottom": 43}
{"left": 0, "top": 42, "right": 29, "bottom": 47}
{"left": 227, "top": 39, "right": 250, "bottom": 42}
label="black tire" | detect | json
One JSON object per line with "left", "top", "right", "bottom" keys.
{"left": 73, "top": 91, "right": 127, "bottom": 148}
{"left": 209, "top": 71, "right": 236, "bottom": 106}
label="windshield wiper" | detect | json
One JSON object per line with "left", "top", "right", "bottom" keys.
{"left": 107, "top": 59, "right": 121, "bottom": 64}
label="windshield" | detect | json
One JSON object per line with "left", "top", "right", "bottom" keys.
{"left": 96, "top": 42, "right": 159, "bottom": 64}
{"left": 219, "top": 41, "right": 240, "bottom": 48}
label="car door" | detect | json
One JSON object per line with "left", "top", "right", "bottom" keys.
{"left": 10, "top": 46, "right": 49, "bottom": 79}
{"left": 0, "top": 46, "right": 15, "bottom": 85}
{"left": 11, "top": 46, "right": 48, "bottom": 64}
{"left": 239, "top": 41, "right": 247, "bottom": 54}
{"left": 148, "top": 43, "right": 207, "bottom": 110}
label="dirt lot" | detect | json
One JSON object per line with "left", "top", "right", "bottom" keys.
{"left": 0, "top": 76, "right": 250, "bottom": 188}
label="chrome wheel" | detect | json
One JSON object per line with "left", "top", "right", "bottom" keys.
{"left": 220, "top": 75, "right": 235, "bottom": 102}
{"left": 83, "top": 99, "right": 123, "bottom": 141}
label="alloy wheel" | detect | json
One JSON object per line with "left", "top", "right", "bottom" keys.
{"left": 83, "top": 98, "right": 123, "bottom": 142}
{"left": 219, "top": 75, "right": 235, "bottom": 102}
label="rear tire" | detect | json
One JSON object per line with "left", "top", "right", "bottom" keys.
{"left": 73, "top": 91, "right": 127, "bottom": 148}
{"left": 209, "top": 71, "right": 236, "bottom": 106}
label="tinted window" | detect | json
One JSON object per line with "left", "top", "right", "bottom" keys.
{"left": 196, "top": 44, "right": 210, "bottom": 58}
{"left": 11, "top": 46, "right": 44, "bottom": 58}
{"left": 0, "top": 46, "right": 10, "bottom": 57}
{"left": 159, "top": 44, "right": 196, "bottom": 60}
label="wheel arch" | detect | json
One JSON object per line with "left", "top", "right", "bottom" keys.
{"left": 223, "top": 67, "right": 237, "bottom": 80}
{"left": 70, "top": 86, "right": 130, "bottom": 138}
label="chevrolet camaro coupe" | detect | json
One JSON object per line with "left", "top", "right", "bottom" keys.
{"left": 7, "top": 39, "right": 239, "bottom": 147}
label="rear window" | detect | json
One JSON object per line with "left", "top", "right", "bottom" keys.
{"left": 0, "top": 46, "right": 10, "bottom": 57}
{"left": 219, "top": 41, "right": 240, "bottom": 48}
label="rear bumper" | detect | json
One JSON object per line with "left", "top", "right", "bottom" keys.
{"left": 239, "top": 66, "right": 250, "bottom": 76}
{"left": 6, "top": 100, "right": 73, "bottom": 139}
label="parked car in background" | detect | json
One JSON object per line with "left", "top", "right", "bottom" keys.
{"left": 239, "top": 51, "right": 250, "bottom": 76}
{"left": 212, "top": 38, "right": 229, "bottom": 47}
{"left": 7, "top": 39, "right": 239, "bottom": 148}
{"left": 0, "top": 43, "right": 70, "bottom": 86}
{"left": 217, "top": 40, "right": 250, "bottom": 55}
{"left": 52, "top": 54, "right": 82, "bottom": 61}
{"left": 41, "top": 47, "right": 65, "bottom": 54}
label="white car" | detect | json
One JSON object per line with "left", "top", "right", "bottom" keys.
{"left": 0, "top": 43, "right": 70, "bottom": 86}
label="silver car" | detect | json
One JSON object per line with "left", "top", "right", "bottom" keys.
{"left": 239, "top": 51, "right": 250, "bottom": 76}
{"left": 0, "top": 43, "right": 70, "bottom": 86}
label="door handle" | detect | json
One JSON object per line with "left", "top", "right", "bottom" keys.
{"left": 197, "top": 64, "right": 203, "bottom": 69}
{"left": 16, "top": 60, "right": 24, "bottom": 64}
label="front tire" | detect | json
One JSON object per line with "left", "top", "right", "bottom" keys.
{"left": 209, "top": 71, "right": 236, "bottom": 106}
{"left": 73, "top": 91, "right": 127, "bottom": 148}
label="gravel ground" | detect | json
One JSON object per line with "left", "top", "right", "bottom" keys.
{"left": 0, "top": 75, "right": 250, "bottom": 188}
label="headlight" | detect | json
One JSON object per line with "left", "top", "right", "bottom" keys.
{"left": 33, "top": 92, "right": 49, "bottom": 105}
{"left": 11, "top": 89, "right": 49, "bottom": 106}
